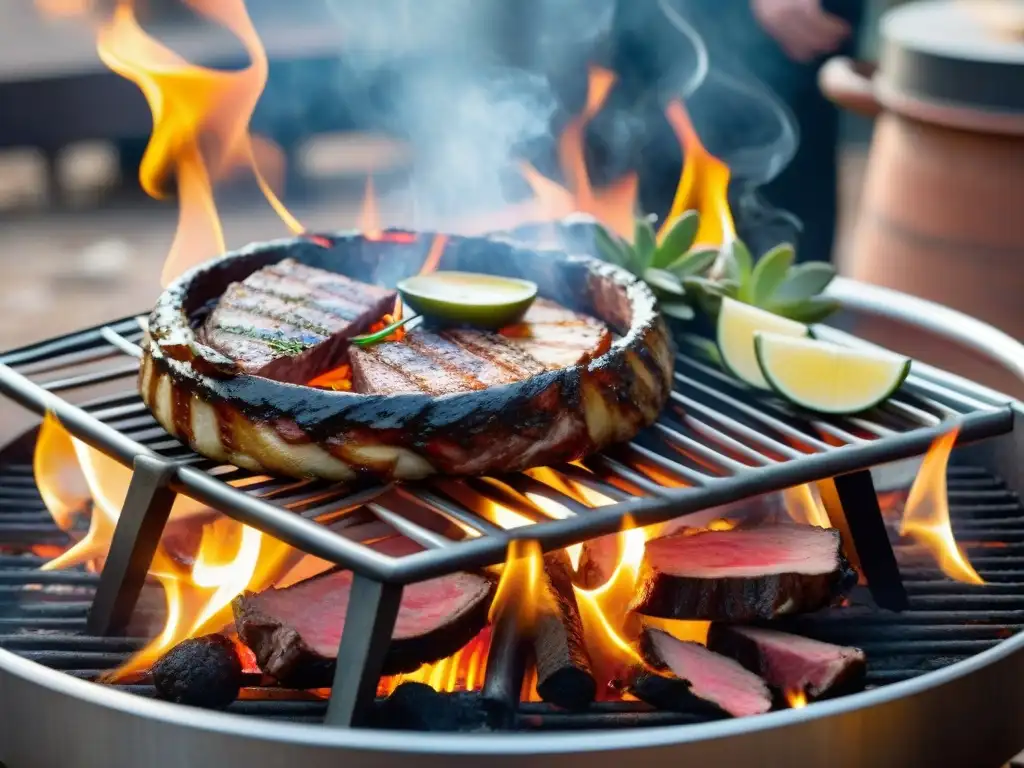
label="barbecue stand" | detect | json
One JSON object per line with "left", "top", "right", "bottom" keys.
{"left": 1, "top": 235, "right": 1023, "bottom": 767}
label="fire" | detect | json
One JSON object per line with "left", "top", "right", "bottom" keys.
{"left": 901, "top": 427, "right": 984, "bottom": 585}
{"left": 661, "top": 100, "right": 736, "bottom": 246}
{"left": 35, "top": 0, "right": 92, "bottom": 18}
{"left": 520, "top": 67, "right": 639, "bottom": 240}
{"left": 96, "top": 0, "right": 304, "bottom": 286}
{"left": 787, "top": 689, "right": 808, "bottom": 709}
{"left": 360, "top": 176, "right": 382, "bottom": 240}
{"left": 782, "top": 484, "right": 831, "bottom": 528}
{"left": 33, "top": 418, "right": 297, "bottom": 675}
{"left": 379, "top": 630, "right": 490, "bottom": 695}
{"left": 33, "top": 413, "right": 90, "bottom": 533}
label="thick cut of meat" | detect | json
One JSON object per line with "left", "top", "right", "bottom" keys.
{"left": 499, "top": 298, "right": 612, "bottom": 370}
{"left": 630, "top": 525, "right": 856, "bottom": 621}
{"left": 707, "top": 625, "right": 866, "bottom": 700}
{"left": 233, "top": 546, "right": 493, "bottom": 687}
{"left": 350, "top": 327, "right": 547, "bottom": 396}
{"left": 631, "top": 628, "right": 772, "bottom": 718}
{"left": 202, "top": 258, "right": 396, "bottom": 383}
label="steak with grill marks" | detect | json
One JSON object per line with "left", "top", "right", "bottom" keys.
{"left": 350, "top": 328, "right": 547, "bottom": 395}
{"left": 201, "top": 258, "right": 396, "bottom": 384}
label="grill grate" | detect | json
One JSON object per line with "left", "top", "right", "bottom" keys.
{"left": 0, "top": 452, "right": 1020, "bottom": 729}
{"left": 0, "top": 314, "right": 1018, "bottom": 726}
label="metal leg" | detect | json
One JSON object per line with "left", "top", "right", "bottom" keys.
{"left": 819, "top": 469, "right": 907, "bottom": 611}
{"left": 324, "top": 575, "right": 404, "bottom": 728}
{"left": 87, "top": 454, "right": 177, "bottom": 637}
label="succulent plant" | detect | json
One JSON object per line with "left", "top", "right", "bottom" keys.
{"left": 594, "top": 211, "right": 840, "bottom": 324}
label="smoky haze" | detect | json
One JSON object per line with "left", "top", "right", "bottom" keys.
{"left": 261, "top": 0, "right": 801, "bottom": 250}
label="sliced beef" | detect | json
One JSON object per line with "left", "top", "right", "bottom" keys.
{"left": 202, "top": 258, "right": 396, "bottom": 383}
{"left": 233, "top": 553, "right": 494, "bottom": 688}
{"left": 630, "top": 628, "right": 772, "bottom": 718}
{"left": 500, "top": 298, "right": 612, "bottom": 369}
{"left": 630, "top": 525, "right": 856, "bottom": 621}
{"left": 707, "top": 625, "right": 866, "bottom": 700}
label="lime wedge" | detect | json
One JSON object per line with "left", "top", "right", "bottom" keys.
{"left": 717, "top": 297, "right": 808, "bottom": 388}
{"left": 754, "top": 332, "right": 911, "bottom": 414}
{"left": 396, "top": 271, "right": 538, "bottom": 329}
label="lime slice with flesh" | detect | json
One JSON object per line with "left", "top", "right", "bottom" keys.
{"left": 717, "top": 296, "right": 808, "bottom": 388}
{"left": 754, "top": 332, "right": 911, "bottom": 414}
{"left": 396, "top": 271, "right": 538, "bottom": 329}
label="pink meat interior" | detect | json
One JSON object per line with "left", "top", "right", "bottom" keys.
{"left": 731, "top": 626, "right": 864, "bottom": 692}
{"left": 644, "top": 526, "right": 839, "bottom": 579}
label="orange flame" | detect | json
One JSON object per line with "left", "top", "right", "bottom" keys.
{"left": 661, "top": 100, "right": 735, "bottom": 246}
{"left": 96, "top": 0, "right": 304, "bottom": 286}
{"left": 787, "top": 689, "right": 808, "bottom": 709}
{"left": 361, "top": 176, "right": 382, "bottom": 240}
{"left": 379, "top": 630, "right": 491, "bottom": 695}
{"left": 520, "top": 67, "right": 638, "bottom": 240}
{"left": 783, "top": 484, "right": 831, "bottom": 528}
{"left": 35, "top": 0, "right": 93, "bottom": 18}
{"left": 33, "top": 418, "right": 297, "bottom": 675}
{"left": 900, "top": 427, "right": 984, "bottom": 585}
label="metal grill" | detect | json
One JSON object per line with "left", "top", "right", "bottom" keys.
{"left": 0, "top": 440, "right": 1021, "bottom": 730}
{"left": 0, "top": 313, "right": 1016, "bottom": 725}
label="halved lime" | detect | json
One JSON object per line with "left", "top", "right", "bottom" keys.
{"left": 754, "top": 332, "right": 911, "bottom": 414}
{"left": 717, "top": 297, "right": 808, "bottom": 388}
{"left": 396, "top": 271, "right": 538, "bottom": 329}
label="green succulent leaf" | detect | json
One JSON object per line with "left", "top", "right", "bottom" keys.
{"left": 682, "top": 276, "right": 739, "bottom": 299}
{"left": 632, "top": 215, "right": 658, "bottom": 273}
{"left": 643, "top": 268, "right": 686, "bottom": 296}
{"left": 594, "top": 225, "right": 631, "bottom": 268}
{"left": 665, "top": 245, "right": 719, "bottom": 279}
{"left": 652, "top": 210, "right": 699, "bottom": 269}
{"left": 721, "top": 240, "right": 754, "bottom": 299}
{"left": 660, "top": 302, "right": 696, "bottom": 321}
{"left": 770, "top": 261, "right": 837, "bottom": 303}
{"left": 680, "top": 333, "right": 722, "bottom": 365}
{"left": 750, "top": 242, "right": 795, "bottom": 306}
{"left": 769, "top": 295, "right": 842, "bottom": 324}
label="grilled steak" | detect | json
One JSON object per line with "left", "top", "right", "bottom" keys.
{"left": 202, "top": 258, "right": 396, "bottom": 383}
{"left": 629, "top": 628, "right": 773, "bottom": 718}
{"left": 500, "top": 298, "right": 612, "bottom": 370}
{"left": 707, "top": 625, "right": 866, "bottom": 700}
{"left": 630, "top": 526, "right": 856, "bottom": 621}
{"left": 233, "top": 537, "right": 494, "bottom": 687}
{"left": 142, "top": 233, "right": 675, "bottom": 481}
{"left": 350, "top": 328, "right": 547, "bottom": 395}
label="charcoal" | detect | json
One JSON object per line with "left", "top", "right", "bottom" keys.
{"left": 533, "top": 550, "right": 596, "bottom": 710}
{"left": 630, "top": 525, "right": 856, "bottom": 621}
{"left": 372, "top": 683, "right": 497, "bottom": 732}
{"left": 151, "top": 633, "right": 242, "bottom": 710}
{"left": 707, "top": 625, "right": 866, "bottom": 700}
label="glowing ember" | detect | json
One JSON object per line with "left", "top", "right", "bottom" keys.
{"left": 661, "top": 100, "right": 736, "bottom": 247}
{"left": 783, "top": 484, "right": 831, "bottom": 528}
{"left": 96, "top": 0, "right": 304, "bottom": 286}
{"left": 901, "top": 427, "right": 984, "bottom": 585}
{"left": 786, "top": 689, "right": 808, "bottom": 709}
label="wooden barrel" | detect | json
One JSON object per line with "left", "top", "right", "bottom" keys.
{"left": 821, "top": 1, "right": 1024, "bottom": 394}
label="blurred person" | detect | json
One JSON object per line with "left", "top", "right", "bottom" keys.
{"left": 609, "top": 0, "right": 864, "bottom": 262}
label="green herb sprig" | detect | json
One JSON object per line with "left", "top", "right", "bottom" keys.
{"left": 594, "top": 210, "right": 839, "bottom": 324}
{"left": 351, "top": 315, "right": 422, "bottom": 347}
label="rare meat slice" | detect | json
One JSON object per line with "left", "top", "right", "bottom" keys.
{"left": 233, "top": 553, "right": 493, "bottom": 687}
{"left": 629, "top": 628, "right": 772, "bottom": 718}
{"left": 350, "top": 327, "right": 547, "bottom": 396}
{"left": 202, "top": 258, "right": 396, "bottom": 383}
{"left": 629, "top": 526, "right": 856, "bottom": 621}
{"left": 499, "top": 298, "right": 612, "bottom": 370}
{"left": 707, "top": 625, "right": 866, "bottom": 700}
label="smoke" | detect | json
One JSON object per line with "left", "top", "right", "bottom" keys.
{"left": 249, "top": 0, "right": 802, "bottom": 250}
